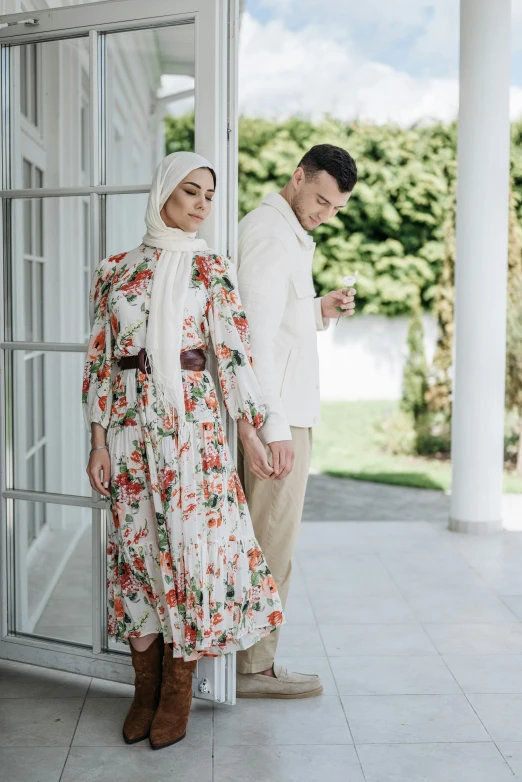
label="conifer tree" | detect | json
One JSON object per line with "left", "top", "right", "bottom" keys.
{"left": 401, "top": 293, "right": 428, "bottom": 422}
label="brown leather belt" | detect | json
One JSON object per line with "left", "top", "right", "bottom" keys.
{"left": 118, "top": 347, "right": 206, "bottom": 373}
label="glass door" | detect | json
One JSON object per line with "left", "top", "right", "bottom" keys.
{"left": 0, "top": 0, "right": 239, "bottom": 705}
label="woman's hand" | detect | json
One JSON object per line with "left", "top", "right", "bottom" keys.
{"left": 238, "top": 419, "right": 274, "bottom": 481}
{"left": 86, "top": 446, "right": 111, "bottom": 497}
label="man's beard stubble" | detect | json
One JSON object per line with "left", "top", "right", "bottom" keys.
{"left": 290, "top": 190, "right": 310, "bottom": 231}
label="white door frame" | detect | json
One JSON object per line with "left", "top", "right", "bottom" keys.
{"left": 0, "top": 0, "right": 239, "bottom": 705}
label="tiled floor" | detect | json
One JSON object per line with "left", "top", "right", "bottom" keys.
{"left": 4, "top": 519, "right": 522, "bottom": 780}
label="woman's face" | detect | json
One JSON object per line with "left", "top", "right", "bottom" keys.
{"left": 160, "top": 167, "right": 215, "bottom": 232}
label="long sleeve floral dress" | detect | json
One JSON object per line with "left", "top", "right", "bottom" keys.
{"left": 82, "top": 243, "right": 285, "bottom": 660}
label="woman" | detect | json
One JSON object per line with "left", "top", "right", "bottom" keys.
{"left": 82, "top": 151, "right": 284, "bottom": 750}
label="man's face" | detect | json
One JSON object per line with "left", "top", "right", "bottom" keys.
{"left": 292, "top": 168, "right": 351, "bottom": 232}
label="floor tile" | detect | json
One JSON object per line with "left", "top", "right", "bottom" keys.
{"left": 497, "top": 742, "right": 522, "bottom": 775}
{"left": 275, "top": 624, "right": 326, "bottom": 657}
{"left": 310, "top": 595, "right": 418, "bottom": 624}
{"left": 357, "top": 742, "right": 514, "bottom": 782}
{"left": 87, "top": 678, "right": 134, "bottom": 698}
{"left": 5, "top": 519, "right": 522, "bottom": 781}
{"left": 404, "top": 588, "right": 517, "bottom": 623}
{"left": 214, "top": 696, "right": 352, "bottom": 746}
{"left": 0, "top": 747, "right": 68, "bottom": 782}
{"left": 0, "top": 698, "right": 83, "bottom": 746}
{"left": 443, "top": 654, "right": 522, "bottom": 693}
{"left": 0, "top": 659, "right": 90, "bottom": 699}
{"left": 305, "top": 567, "right": 402, "bottom": 598}
{"left": 295, "top": 522, "right": 373, "bottom": 552}
{"left": 72, "top": 697, "right": 212, "bottom": 747}
{"left": 424, "top": 623, "right": 522, "bottom": 654}
{"left": 383, "top": 551, "right": 471, "bottom": 577}
{"left": 276, "top": 656, "right": 337, "bottom": 695}
{"left": 473, "top": 565, "right": 522, "bottom": 594}
{"left": 467, "top": 693, "right": 522, "bottom": 741}
{"left": 388, "top": 571, "right": 483, "bottom": 596}
{"left": 281, "top": 593, "right": 316, "bottom": 624}
{"left": 61, "top": 745, "right": 212, "bottom": 781}
{"left": 331, "top": 655, "right": 461, "bottom": 695}
{"left": 342, "top": 694, "right": 490, "bottom": 744}
{"left": 297, "top": 551, "right": 384, "bottom": 573}
{"left": 214, "top": 744, "right": 364, "bottom": 782}
{"left": 500, "top": 595, "right": 522, "bottom": 620}
{"left": 320, "top": 624, "right": 437, "bottom": 657}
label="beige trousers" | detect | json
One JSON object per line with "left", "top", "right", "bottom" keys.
{"left": 236, "top": 426, "right": 312, "bottom": 674}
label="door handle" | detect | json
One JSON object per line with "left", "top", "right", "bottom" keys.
{"left": 6, "top": 18, "right": 39, "bottom": 26}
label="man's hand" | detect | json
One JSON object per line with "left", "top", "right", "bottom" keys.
{"left": 238, "top": 420, "right": 274, "bottom": 480}
{"left": 321, "top": 288, "right": 356, "bottom": 319}
{"left": 268, "top": 440, "right": 295, "bottom": 480}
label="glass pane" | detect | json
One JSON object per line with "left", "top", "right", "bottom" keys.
{"left": 105, "top": 23, "right": 195, "bottom": 186}
{"left": 35, "top": 171, "right": 43, "bottom": 254}
{"left": 23, "top": 200, "right": 32, "bottom": 255}
{"left": 33, "top": 447, "right": 44, "bottom": 493}
{"left": 30, "top": 43, "right": 38, "bottom": 126}
{"left": 83, "top": 201, "right": 89, "bottom": 259}
{"left": 11, "top": 197, "right": 91, "bottom": 343}
{"left": 12, "top": 499, "right": 92, "bottom": 646}
{"left": 20, "top": 43, "right": 27, "bottom": 118}
{"left": 23, "top": 160, "right": 32, "bottom": 254}
{"left": 25, "top": 357, "right": 34, "bottom": 449}
{"left": 14, "top": 38, "right": 89, "bottom": 188}
{"left": 22, "top": 159, "right": 32, "bottom": 189}
{"left": 24, "top": 259, "right": 32, "bottom": 339}
{"left": 35, "top": 200, "right": 43, "bottom": 256}
{"left": 105, "top": 192, "right": 149, "bottom": 257}
{"left": 35, "top": 262, "right": 44, "bottom": 341}
{"left": 36, "top": 353, "right": 45, "bottom": 440}
{"left": 11, "top": 350, "right": 92, "bottom": 497}
{"left": 80, "top": 103, "right": 89, "bottom": 175}
{"left": 19, "top": 43, "right": 38, "bottom": 125}
{"left": 27, "top": 508, "right": 35, "bottom": 546}
{"left": 35, "top": 486, "right": 46, "bottom": 536}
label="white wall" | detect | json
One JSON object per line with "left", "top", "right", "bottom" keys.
{"left": 318, "top": 313, "right": 438, "bottom": 402}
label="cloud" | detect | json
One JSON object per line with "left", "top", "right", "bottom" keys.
{"left": 239, "top": 13, "right": 456, "bottom": 125}
{"left": 251, "top": 0, "right": 522, "bottom": 83}
{"left": 239, "top": 12, "right": 522, "bottom": 126}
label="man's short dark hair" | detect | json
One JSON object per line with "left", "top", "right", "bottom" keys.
{"left": 298, "top": 144, "right": 357, "bottom": 193}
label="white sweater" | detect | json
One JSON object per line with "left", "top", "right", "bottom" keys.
{"left": 237, "top": 192, "right": 329, "bottom": 444}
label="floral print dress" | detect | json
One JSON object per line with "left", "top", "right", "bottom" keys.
{"left": 82, "top": 244, "right": 285, "bottom": 660}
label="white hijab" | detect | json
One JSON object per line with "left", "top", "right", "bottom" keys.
{"left": 143, "top": 150, "right": 212, "bottom": 418}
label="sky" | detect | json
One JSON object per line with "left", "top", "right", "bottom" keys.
{"left": 239, "top": 0, "right": 522, "bottom": 126}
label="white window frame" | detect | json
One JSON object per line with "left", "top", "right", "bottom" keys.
{"left": 0, "top": 0, "right": 239, "bottom": 705}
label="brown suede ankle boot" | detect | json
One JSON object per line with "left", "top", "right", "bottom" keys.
{"left": 149, "top": 643, "right": 197, "bottom": 750}
{"left": 122, "top": 634, "right": 164, "bottom": 744}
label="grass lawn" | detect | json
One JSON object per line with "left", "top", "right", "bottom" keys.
{"left": 311, "top": 400, "right": 522, "bottom": 494}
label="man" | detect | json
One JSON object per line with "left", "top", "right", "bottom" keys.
{"left": 235, "top": 144, "right": 357, "bottom": 698}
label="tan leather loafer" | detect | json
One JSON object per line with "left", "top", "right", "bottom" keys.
{"left": 236, "top": 664, "right": 323, "bottom": 699}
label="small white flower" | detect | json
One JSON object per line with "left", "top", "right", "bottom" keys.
{"left": 342, "top": 270, "right": 359, "bottom": 287}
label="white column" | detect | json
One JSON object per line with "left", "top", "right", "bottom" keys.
{"left": 450, "top": 0, "right": 511, "bottom": 533}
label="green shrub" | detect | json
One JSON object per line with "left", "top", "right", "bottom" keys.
{"left": 415, "top": 412, "right": 451, "bottom": 457}
{"left": 374, "top": 408, "right": 417, "bottom": 456}
{"left": 401, "top": 298, "right": 428, "bottom": 421}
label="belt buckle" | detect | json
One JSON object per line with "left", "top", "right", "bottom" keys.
{"left": 137, "top": 347, "right": 150, "bottom": 374}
